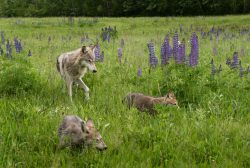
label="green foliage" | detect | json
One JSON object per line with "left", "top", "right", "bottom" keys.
{"left": 0, "top": 57, "right": 42, "bottom": 96}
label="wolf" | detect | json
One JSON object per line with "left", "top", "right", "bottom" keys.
{"left": 58, "top": 115, "right": 107, "bottom": 150}
{"left": 123, "top": 92, "right": 178, "bottom": 115}
{"left": 57, "top": 45, "right": 97, "bottom": 101}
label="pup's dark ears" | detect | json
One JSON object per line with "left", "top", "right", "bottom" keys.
{"left": 82, "top": 46, "right": 87, "bottom": 53}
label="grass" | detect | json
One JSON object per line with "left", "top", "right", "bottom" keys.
{"left": 0, "top": 16, "right": 250, "bottom": 167}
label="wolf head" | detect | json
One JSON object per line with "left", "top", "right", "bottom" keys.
{"left": 83, "top": 119, "right": 107, "bottom": 151}
{"left": 58, "top": 115, "right": 107, "bottom": 151}
{"left": 80, "top": 45, "right": 97, "bottom": 73}
{"left": 163, "top": 92, "right": 178, "bottom": 106}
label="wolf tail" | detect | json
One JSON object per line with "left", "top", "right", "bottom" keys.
{"left": 56, "top": 57, "right": 60, "bottom": 72}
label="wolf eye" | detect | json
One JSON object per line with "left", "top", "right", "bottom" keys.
{"left": 88, "top": 59, "right": 92, "bottom": 63}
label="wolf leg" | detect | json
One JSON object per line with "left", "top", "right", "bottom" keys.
{"left": 66, "top": 79, "right": 73, "bottom": 102}
{"left": 76, "top": 79, "right": 90, "bottom": 100}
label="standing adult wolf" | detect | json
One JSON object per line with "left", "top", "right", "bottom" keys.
{"left": 57, "top": 45, "right": 97, "bottom": 101}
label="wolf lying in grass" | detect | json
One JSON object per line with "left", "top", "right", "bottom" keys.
{"left": 58, "top": 115, "right": 107, "bottom": 150}
{"left": 123, "top": 92, "right": 178, "bottom": 115}
{"left": 57, "top": 45, "right": 97, "bottom": 101}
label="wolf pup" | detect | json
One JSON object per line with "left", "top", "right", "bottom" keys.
{"left": 57, "top": 45, "right": 97, "bottom": 101}
{"left": 123, "top": 92, "right": 178, "bottom": 115}
{"left": 58, "top": 115, "right": 107, "bottom": 150}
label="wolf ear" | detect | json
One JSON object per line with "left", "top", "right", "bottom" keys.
{"left": 81, "top": 121, "right": 88, "bottom": 132}
{"left": 82, "top": 46, "right": 87, "bottom": 53}
{"left": 86, "top": 119, "right": 94, "bottom": 128}
{"left": 165, "top": 92, "right": 175, "bottom": 99}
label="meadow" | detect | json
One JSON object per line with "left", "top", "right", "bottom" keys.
{"left": 0, "top": 16, "right": 250, "bottom": 167}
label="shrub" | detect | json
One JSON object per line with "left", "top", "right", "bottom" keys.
{"left": 0, "top": 57, "right": 42, "bottom": 96}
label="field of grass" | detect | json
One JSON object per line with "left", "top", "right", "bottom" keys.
{"left": 0, "top": 16, "right": 250, "bottom": 167}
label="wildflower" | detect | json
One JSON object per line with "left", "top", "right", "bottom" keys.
{"left": 48, "top": 36, "right": 51, "bottom": 43}
{"left": 137, "top": 67, "right": 142, "bottom": 77}
{"left": 100, "top": 51, "right": 104, "bottom": 62}
{"left": 176, "top": 39, "right": 186, "bottom": 64}
{"left": 147, "top": 41, "right": 158, "bottom": 68}
{"left": 210, "top": 58, "right": 214, "bottom": 65}
{"left": 180, "top": 25, "right": 183, "bottom": 33}
{"left": 121, "top": 39, "right": 125, "bottom": 48}
{"left": 226, "top": 58, "right": 231, "bottom": 65}
{"left": 231, "top": 52, "right": 239, "bottom": 69}
{"left": 213, "top": 46, "right": 217, "bottom": 55}
{"left": 161, "top": 35, "right": 172, "bottom": 65}
{"left": 247, "top": 66, "right": 250, "bottom": 73}
{"left": 28, "top": 50, "right": 32, "bottom": 56}
{"left": 218, "top": 64, "right": 222, "bottom": 72}
{"left": 94, "top": 44, "right": 100, "bottom": 61}
{"left": 240, "top": 48, "right": 245, "bottom": 56}
{"left": 173, "top": 32, "right": 179, "bottom": 60}
{"left": 211, "top": 63, "right": 216, "bottom": 75}
{"left": 1, "top": 32, "right": 5, "bottom": 44}
{"left": 0, "top": 45, "right": 3, "bottom": 55}
{"left": 239, "top": 61, "right": 243, "bottom": 78}
{"left": 14, "top": 37, "right": 22, "bottom": 53}
{"left": 6, "top": 40, "right": 11, "bottom": 59}
{"left": 189, "top": 32, "right": 199, "bottom": 67}
{"left": 118, "top": 48, "right": 122, "bottom": 62}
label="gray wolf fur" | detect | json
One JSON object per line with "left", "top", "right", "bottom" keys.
{"left": 58, "top": 115, "right": 107, "bottom": 150}
{"left": 57, "top": 45, "right": 97, "bottom": 101}
{"left": 123, "top": 92, "right": 178, "bottom": 115}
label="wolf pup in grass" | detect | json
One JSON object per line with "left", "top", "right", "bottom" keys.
{"left": 57, "top": 45, "right": 97, "bottom": 101}
{"left": 58, "top": 115, "right": 107, "bottom": 150}
{"left": 123, "top": 92, "right": 178, "bottom": 115}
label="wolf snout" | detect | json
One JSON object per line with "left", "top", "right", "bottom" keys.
{"left": 92, "top": 69, "right": 97, "bottom": 73}
{"left": 97, "top": 146, "right": 107, "bottom": 151}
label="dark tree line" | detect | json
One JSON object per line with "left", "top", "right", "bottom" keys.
{"left": 0, "top": 0, "right": 249, "bottom": 17}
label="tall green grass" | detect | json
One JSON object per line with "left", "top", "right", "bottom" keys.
{"left": 0, "top": 16, "right": 250, "bottom": 167}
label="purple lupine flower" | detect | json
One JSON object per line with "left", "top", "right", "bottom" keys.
{"left": 118, "top": 48, "right": 122, "bottom": 62}
{"left": 201, "top": 32, "right": 206, "bottom": 39}
{"left": 218, "top": 64, "right": 222, "bottom": 72}
{"left": 165, "top": 35, "right": 172, "bottom": 59}
{"left": 176, "top": 39, "right": 186, "bottom": 64}
{"left": 28, "top": 50, "right": 32, "bottom": 56}
{"left": 0, "top": 45, "right": 3, "bottom": 55}
{"left": 211, "top": 62, "right": 216, "bottom": 75}
{"left": 1, "top": 32, "right": 5, "bottom": 44}
{"left": 161, "top": 35, "right": 173, "bottom": 65}
{"left": 147, "top": 41, "right": 158, "bottom": 68}
{"left": 210, "top": 35, "right": 213, "bottom": 41}
{"left": 107, "top": 34, "right": 110, "bottom": 43}
{"left": 226, "top": 58, "right": 231, "bottom": 65}
{"left": 94, "top": 44, "right": 100, "bottom": 61}
{"left": 137, "top": 67, "right": 142, "bottom": 77}
{"left": 6, "top": 40, "right": 11, "bottom": 59}
{"left": 210, "top": 58, "right": 214, "bottom": 65}
{"left": 14, "top": 37, "right": 22, "bottom": 53}
{"left": 231, "top": 52, "right": 239, "bottom": 69}
{"left": 180, "top": 39, "right": 186, "bottom": 63}
{"left": 100, "top": 51, "right": 104, "bottom": 62}
{"left": 213, "top": 46, "right": 217, "bottom": 55}
{"left": 240, "top": 48, "right": 245, "bottom": 56}
{"left": 160, "top": 42, "right": 167, "bottom": 65}
{"left": 189, "top": 32, "right": 199, "bottom": 67}
{"left": 48, "top": 36, "right": 51, "bottom": 43}
{"left": 247, "top": 66, "right": 250, "bottom": 73}
{"left": 180, "top": 25, "right": 183, "bottom": 33}
{"left": 121, "top": 39, "right": 125, "bottom": 48}
{"left": 239, "top": 61, "right": 243, "bottom": 77}
{"left": 173, "top": 32, "right": 179, "bottom": 60}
